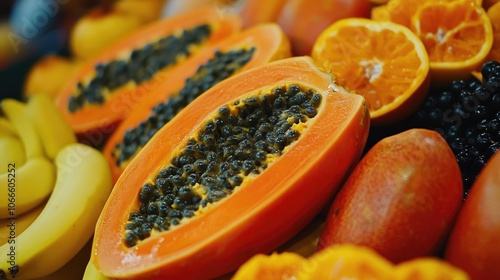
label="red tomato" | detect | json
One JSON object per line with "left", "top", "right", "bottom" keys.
{"left": 444, "top": 151, "right": 500, "bottom": 280}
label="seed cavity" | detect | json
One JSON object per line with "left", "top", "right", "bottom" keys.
{"left": 123, "top": 84, "right": 322, "bottom": 247}
{"left": 68, "top": 24, "right": 212, "bottom": 113}
{"left": 113, "top": 47, "right": 256, "bottom": 166}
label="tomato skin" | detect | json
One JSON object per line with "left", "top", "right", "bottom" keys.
{"left": 444, "top": 151, "right": 500, "bottom": 280}
{"left": 276, "top": 0, "right": 371, "bottom": 56}
{"left": 317, "top": 129, "right": 463, "bottom": 264}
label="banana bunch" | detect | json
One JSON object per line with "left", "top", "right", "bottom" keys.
{"left": 0, "top": 95, "right": 112, "bottom": 279}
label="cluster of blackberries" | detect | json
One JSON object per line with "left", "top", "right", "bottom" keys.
{"left": 406, "top": 60, "right": 500, "bottom": 196}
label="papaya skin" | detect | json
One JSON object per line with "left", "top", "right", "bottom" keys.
{"left": 92, "top": 56, "right": 370, "bottom": 279}
{"left": 444, "top": 150, "right": 500, "bottom": 280}
{"left": 317, "top": 128, "right": 463, "bottom": 264}
{"left": 103, "top": 23, "right": 292, "bottom": 184}
{"left": 56, "top": 7, "right": 242, "bottom": 143}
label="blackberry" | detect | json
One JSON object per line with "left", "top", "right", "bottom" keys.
{"left": 409, "top": 60, "right": 500, "bottom": 197}
{"left": 364, "top": 61, "right": 500, "bottom": 199}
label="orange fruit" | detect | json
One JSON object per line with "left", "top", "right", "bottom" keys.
{"left": 487, "top": 1, "right": 500, "bottom": 62}
{"left": 484, "top": 0, "right": 500, "bottom": 8}
{"left": 371, "top": 0, "right": 482, "bottom": 28}
{"left": 411, "top": 0, "right": 493, "bottom": 83}
{"left": 311, "top": 18, "right": 430, "bottom": 125}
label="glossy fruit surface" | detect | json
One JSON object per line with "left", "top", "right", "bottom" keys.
{"left": 93, "top": 56, "right": 369, "bottom": 279}
{"left": 103, "top": 23, "right": 291, "bottom": 184}
{"left": 275, "top": 0, "right": 371, "bottom": 56}
{"left": 240, "top": 0, "right": 371, "bottom": 56}
{"left": 487, "top": 1, "right": 500, "bottom": 62}
{"left": 445, "top": 150, "right": 500, "bottom": 280}
{"left": 312, "top": 18, "right": 430, "bottom": 125}
{"left": 56, "top": 7, "right": 241, "bottom": 142}
{"left": 318, "top": 129, "right": 463, "bottom": 263}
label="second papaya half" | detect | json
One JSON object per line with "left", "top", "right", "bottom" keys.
{"left": 55, "top": 7, "right": 241, "bottom": 143}
{"left": 91, "top": 56, "right": 370, "bottom": 279}
{"left": 103, "top": 23, "right": 292, "bottom": 184}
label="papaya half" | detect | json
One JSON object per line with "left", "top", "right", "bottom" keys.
{"left": 103, "top": 23, "right": 291, "bottom": 184}
{"left": 92, "top": 56, "right": 370, "bottom": 279}
{"left": 55, "top": 7, "right": 241, "bottom": 145}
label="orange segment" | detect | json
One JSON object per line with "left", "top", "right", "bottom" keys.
{"left": 487, "top": 1, "right": 500, "bottom": 62}
{"left": 311, "top": 18, "right": 430, "bottom": 125}
{"left": 411, "top": 0, "right": 493, "bottom": 82}
{"left": 395, "top": 258, "right": 470, "bottom": 280}
{"left": 371, "top": 0, "right": 482, "bottom": 28}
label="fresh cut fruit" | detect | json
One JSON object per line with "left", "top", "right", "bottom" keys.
{"left": 92, "top": 56, "right": 370, "bottom": 279}
{"left": 56, "top": 7, "right": 241, "bottom": 144}
{"left": 311, "top": 18, "right": 430, "bottom": 125}
{"left": 103, "top": 23, "right": 291, "bottom": 184}
{"left": 232, "top": 244, "right": 470, "bottom": 280}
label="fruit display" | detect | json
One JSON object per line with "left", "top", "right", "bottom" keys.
{"left": 0, "top": 94, "right": 112, "bottom": 279}
{"left": 56, "top": 7, "right": 241, "bottom": 144}
{"left": 103, "top": 22, "right": 291, "bottom": 183}
{"left": 317, "top": 129, "right": 463, "bottom": 263}
{"left": 92, "top": 56, "right": 369, "bottom": 279}
{"left": 232, "top": 244, "right": 470, "bottom": 280}
{"left": 0, "top": 0, "right": 499, "bottom": 279}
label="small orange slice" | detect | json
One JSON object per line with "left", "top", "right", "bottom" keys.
{"left": 487, "top": 1, "right": 500, "bottom": 62}
{"left": 411, "top": 0, "right": 493, "bottom": 82}
{"left": 311, "top": 18, "right": 430, "bottom": 125}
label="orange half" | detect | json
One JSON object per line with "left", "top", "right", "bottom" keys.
{"left": 311, "top": 18, "right": 430, "bottom": 125}
{"left": 371, "top": 0, "right": 482, "bottom": 28}
{"left": 411, "top": 0, "right": 493, "bottom": 82}
{"left": 487, "top": 1, "right": 500, "bottom": 62}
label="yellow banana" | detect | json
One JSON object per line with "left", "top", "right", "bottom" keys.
{"left": 33, "top": 237, "right": 93, "bottom": 280}
{"left": 1, "top": 99, "right": 44, "bottom": 159}
{"left": 26, "top": 94, "right": 77, "bottom": 160}
{"left": 0, "top": 201, "right": 44, "bottom": 245}
{"left": 0, "top": 117, "right": 17, "bottom": 138}
{"left": 83, "top": 257, "right": 110, "bottom": 280}
{"left": 0, "top": 143, "right": 112, "bottom": 279}
{"left": 0, "top": 136, "right": 26, "bottom": 171}
{"left": 0, "top": 157, "right": 55, "bottom": 219}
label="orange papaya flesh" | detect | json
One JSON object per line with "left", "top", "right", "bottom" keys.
{"left": 92, "top": 56, "right": 370, "bottom": 279}
{"left": 55, "top": 7, "right": 241, "bottom": 142}
{"left": 103, "top": 23, "right": 291, "bottom": 184}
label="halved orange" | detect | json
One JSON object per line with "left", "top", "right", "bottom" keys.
{"left": 371, "top": 0, "right": 482, "bottom": 28}
{"left": 412, "top": 0, "right": 493, "bottom": 82}
{"left": 311, "top": 18, "right": 430, "bottom": 125}
{"left": 487, "top": 1, "right": 500, "bottom": 62}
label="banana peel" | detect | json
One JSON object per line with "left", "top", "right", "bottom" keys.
{"left": 0, "top": 143, "right": 112, "bottom": 279}
{"left": 1, "top": 99, "right": 44, "bottom": 159}
{"left": 0, "top": 157, "right": 56, "bottom": 219}
{"left": 27, "top": 94, "right": 77, "bottom": 160}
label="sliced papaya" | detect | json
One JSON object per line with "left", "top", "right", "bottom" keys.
{"left": 103, "top": 23, "right": 291, "bottom": 184}
{"left": 55, "top": 7, "right": 241, "bottom": 144}
{"left": 92, "top": 56, "right": 370, "bottom": 279}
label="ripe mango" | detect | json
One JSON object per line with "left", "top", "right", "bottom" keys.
{"left": 317, "top": 128, "right": 463, "bottom": 263}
